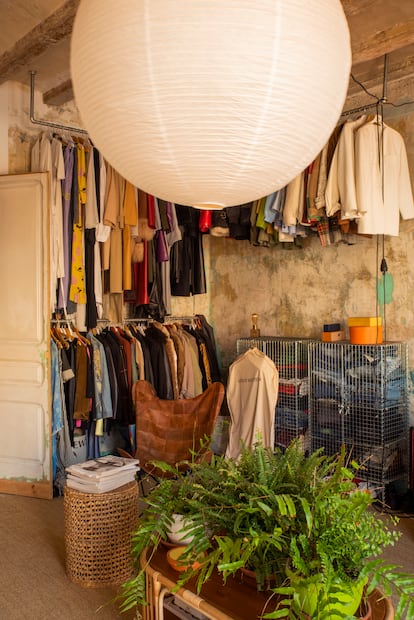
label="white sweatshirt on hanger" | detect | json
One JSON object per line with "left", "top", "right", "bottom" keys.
{"left": 225, "top": 347, "right": 279, "bottom": 460}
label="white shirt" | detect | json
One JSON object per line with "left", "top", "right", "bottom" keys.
{"left": 31, "top": 134, "right": 65, "bottom": 311}
{"left": 355, "top": 120, "right": 414, "bottom": 236}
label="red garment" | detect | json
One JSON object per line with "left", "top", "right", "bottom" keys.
{"left": 124, "top": 240, "right": 150, "bottom": 305}
{"left": 147, "top": 193, "right": 156, "bottom": 229}
{"left": 199, "top": 210, "right": 212, "bottom": 232}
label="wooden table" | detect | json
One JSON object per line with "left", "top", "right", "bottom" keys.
{"left": 141, "top": 546, "right": 394, "bottom": 620}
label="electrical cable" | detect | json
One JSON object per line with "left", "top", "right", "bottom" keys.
{"left": 343, "top": 68, "right": 414, "bottom": 118}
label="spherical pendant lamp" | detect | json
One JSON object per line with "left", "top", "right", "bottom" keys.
{"left": 70, "top": 0, "right": 351, "bottom": 209}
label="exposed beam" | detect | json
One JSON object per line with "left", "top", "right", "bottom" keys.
{"left": 0, "top": 0, "right": 79, "bottom": 85}
{"left": 351, "top": 18, "right": 414, "bottom": 65}
{"left": 341, "top": 0, "right": 378, "bottom": 18}
{"left": 43, "top": 78, "right": 74, "bottom": 106}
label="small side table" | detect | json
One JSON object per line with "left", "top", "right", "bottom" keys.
{"left": 64, "top": 481, "right": 139, "bottom": 587}
{"left": 141, "top": 546, "right": 395, "bottom": 620}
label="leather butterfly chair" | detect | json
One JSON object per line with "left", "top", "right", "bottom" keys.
{"left": 131, "top": 380, "right": 225, "bottom": 491}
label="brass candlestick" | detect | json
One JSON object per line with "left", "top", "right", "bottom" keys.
{"left": 250, "top": 313, "right": 260, "bottom": 338}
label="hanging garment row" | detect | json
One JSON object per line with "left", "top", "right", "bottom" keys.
{"left": 51, "top": 315, "right": 222, "bottom": 489}
{"left": 192, "top": 115, "right": 414, "bottom": 247}
{"left": 31, "top": 131, "right": 206, "bottom": 328}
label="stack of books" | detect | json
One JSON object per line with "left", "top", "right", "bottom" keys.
{"left": 66, "top": 455, "right": 140, "bottom": 493}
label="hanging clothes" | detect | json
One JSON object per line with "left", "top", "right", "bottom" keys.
{"left": 225, "top": 348, "right": 279, "bottom": 460}
{"left": 57, "top": 141, "right": 75, "bottom": 310}
{"left": 170, "top": 206, "right": 206, "bottom": 296}
{"left": 69, "top": 143, "right": 87, "bottom": 305}
{"left": 325, "top": 115, "right": 367, "bottom": 219}
{"left": 355, "top": 119, "right": 414, "bottom": 236}
{"left": 31, "top": 133, "right": 65, "bottom": 312}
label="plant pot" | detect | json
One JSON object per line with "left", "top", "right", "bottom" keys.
{"left": 298, "top": 599, "right": 371, "bottom": 620}
{"left": 166, "top": 513, "right": 195, "bottom": 545}
{"left": 288, "top": 573, "right": 368, "bottom": 618}
{"left": 239, "top": 566, "right": 276, "bottom": 591}
{"left": 358, "top": 598, "right": 372, "bottom": 620}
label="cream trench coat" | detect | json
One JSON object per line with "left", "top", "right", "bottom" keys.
{"left": 355, "top": 120, "right": 414, "bottom": 236}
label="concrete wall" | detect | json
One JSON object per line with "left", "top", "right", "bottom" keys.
{"left": 4, "top": 81, "right": 414, "bottom": 414}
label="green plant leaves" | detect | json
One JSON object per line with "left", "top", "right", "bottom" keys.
{"left": 118, "top": 438, "right": 414, "bottom": 619}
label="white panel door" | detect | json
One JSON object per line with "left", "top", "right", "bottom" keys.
{"left": 0, "top": 172, "right": 51, "bottom": 499}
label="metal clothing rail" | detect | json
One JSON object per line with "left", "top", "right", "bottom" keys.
{"left": 163, "top": 315, "right": 196, "bottom": 323}
{"left": 29, "top": 70, "right": 88, "bottom": 135}
{"left": 341, "top": 101, "right": 382, "bottom": 119}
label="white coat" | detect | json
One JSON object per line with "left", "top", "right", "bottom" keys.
{"left": 355, "top": 120, "right": 414, "bottom": 236}
{"left": 325, "top": 115, "right": 367, "bottom": 219}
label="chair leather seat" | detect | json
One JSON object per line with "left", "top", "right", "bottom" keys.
{"left": 132, "top": 380, "right": 225, "bottom": 476}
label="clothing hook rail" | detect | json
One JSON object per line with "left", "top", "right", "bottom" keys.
{"left": 29, "top": 70, "right": 88, "bottom": 135}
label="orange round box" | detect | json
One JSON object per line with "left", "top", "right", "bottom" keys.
{"left": 349, "top": 325, "right": 383, "bottom": 344}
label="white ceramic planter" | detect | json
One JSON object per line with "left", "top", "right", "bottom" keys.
{"left": 166, "top": 513, "right": 195, "bottom": 545}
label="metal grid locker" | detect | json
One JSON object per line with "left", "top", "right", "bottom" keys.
{"left": 308, "top": 341, "right": 409, "bottom": 504}
{"left": 236, "top": 337, "right": 313, "bottom": 449}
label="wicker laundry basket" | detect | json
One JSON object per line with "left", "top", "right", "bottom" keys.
{"left": 64, "top": 481, "right": 139, "bottom": 587}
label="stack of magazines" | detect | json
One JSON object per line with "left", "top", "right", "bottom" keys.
{"left": 65, "top": 455, "right": 140, "bottom": 493}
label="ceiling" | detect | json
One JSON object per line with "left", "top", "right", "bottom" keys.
{"left": 1, "top": 0, "right": 414, "bottom": 115}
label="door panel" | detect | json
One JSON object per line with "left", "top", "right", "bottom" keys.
{"left": 0, "top": 173, "right": 51, "bottom": 499}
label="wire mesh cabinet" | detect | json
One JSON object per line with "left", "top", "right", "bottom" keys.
{"left": 308, "top": 341, "right": 409, "bottom": 503}
{"left": 236, "top": 337, "right": 312, "bottom": 449}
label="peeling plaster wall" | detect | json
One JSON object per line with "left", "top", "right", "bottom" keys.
{"left": 6, "top": 80, "right": 87, "bottom": 173}
{"left": 207, "top": 231, "right": 414, "bottom": 371}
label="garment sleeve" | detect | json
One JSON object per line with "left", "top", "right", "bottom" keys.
{"left": 397, "top": 136, "right": 414, "bottom": 221}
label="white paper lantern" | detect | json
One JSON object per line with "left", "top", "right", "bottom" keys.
{"left": 70, "top": 0, "right": 351, "bottom": 209}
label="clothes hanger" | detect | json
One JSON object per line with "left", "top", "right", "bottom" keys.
{"left": 50, "top": 327, "right": 63, "bottom": 349}
{"left": 51, "top": 325, "right": 69, "bottom": 349}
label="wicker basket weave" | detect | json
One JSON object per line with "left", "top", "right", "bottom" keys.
{"left": 64, "top": 481, "right": 139, "bottom": 587}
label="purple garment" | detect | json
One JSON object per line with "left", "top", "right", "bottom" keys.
{"left": 57, "top": 144, "right": 75, "bottom": 310}
{"left": 156, "top": 229, "right": 169, "bottom": 262}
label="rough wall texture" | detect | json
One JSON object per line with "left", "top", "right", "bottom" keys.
{"left": 207, "top": 231, "right": 414, "bottom": 370}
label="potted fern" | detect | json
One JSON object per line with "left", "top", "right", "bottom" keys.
{"left": 119, "top": 439, "right": 414, "bottom": 619}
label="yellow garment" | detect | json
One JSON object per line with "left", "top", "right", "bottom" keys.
{"left": 69, "top": 144, "right": 87, "bottom": 304}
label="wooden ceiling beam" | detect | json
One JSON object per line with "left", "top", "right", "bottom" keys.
{"left": 43, "top": 78, "right": 74, "bottom": 106}
{"left": 0, "top": 0, "right": 79, "bottom": 85}
{"left": 351, "top": 18, "right": 414, "bottom": 66}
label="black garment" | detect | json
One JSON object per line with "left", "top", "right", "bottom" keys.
{"left": 196, "top": 315, "right": 222, "bottom": 383}
{"left": 210, "top": 209, "right": 230, "bottom": 236}
{"left": 157, "top": 199, "right": 172, "bottom": 232}
{"left": 95, "top": 332, "right": 119, "bottom": 417}
{"left": 84, "top": 228, "right": 98, "bottom": 329}
{"left": 101, "top": 330, "right": 132, "bottom": 425}
{"left": 226, "top": 204, "right": 252, "bottom": 240}
{"left": 170, "top": 206, "right": 206, "bottom": 296}
{"left": 144, "top": 324, "right": 173, "bottom": 399}
{"left": 63, "top": 340, "right": 77, "bottom": 445}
